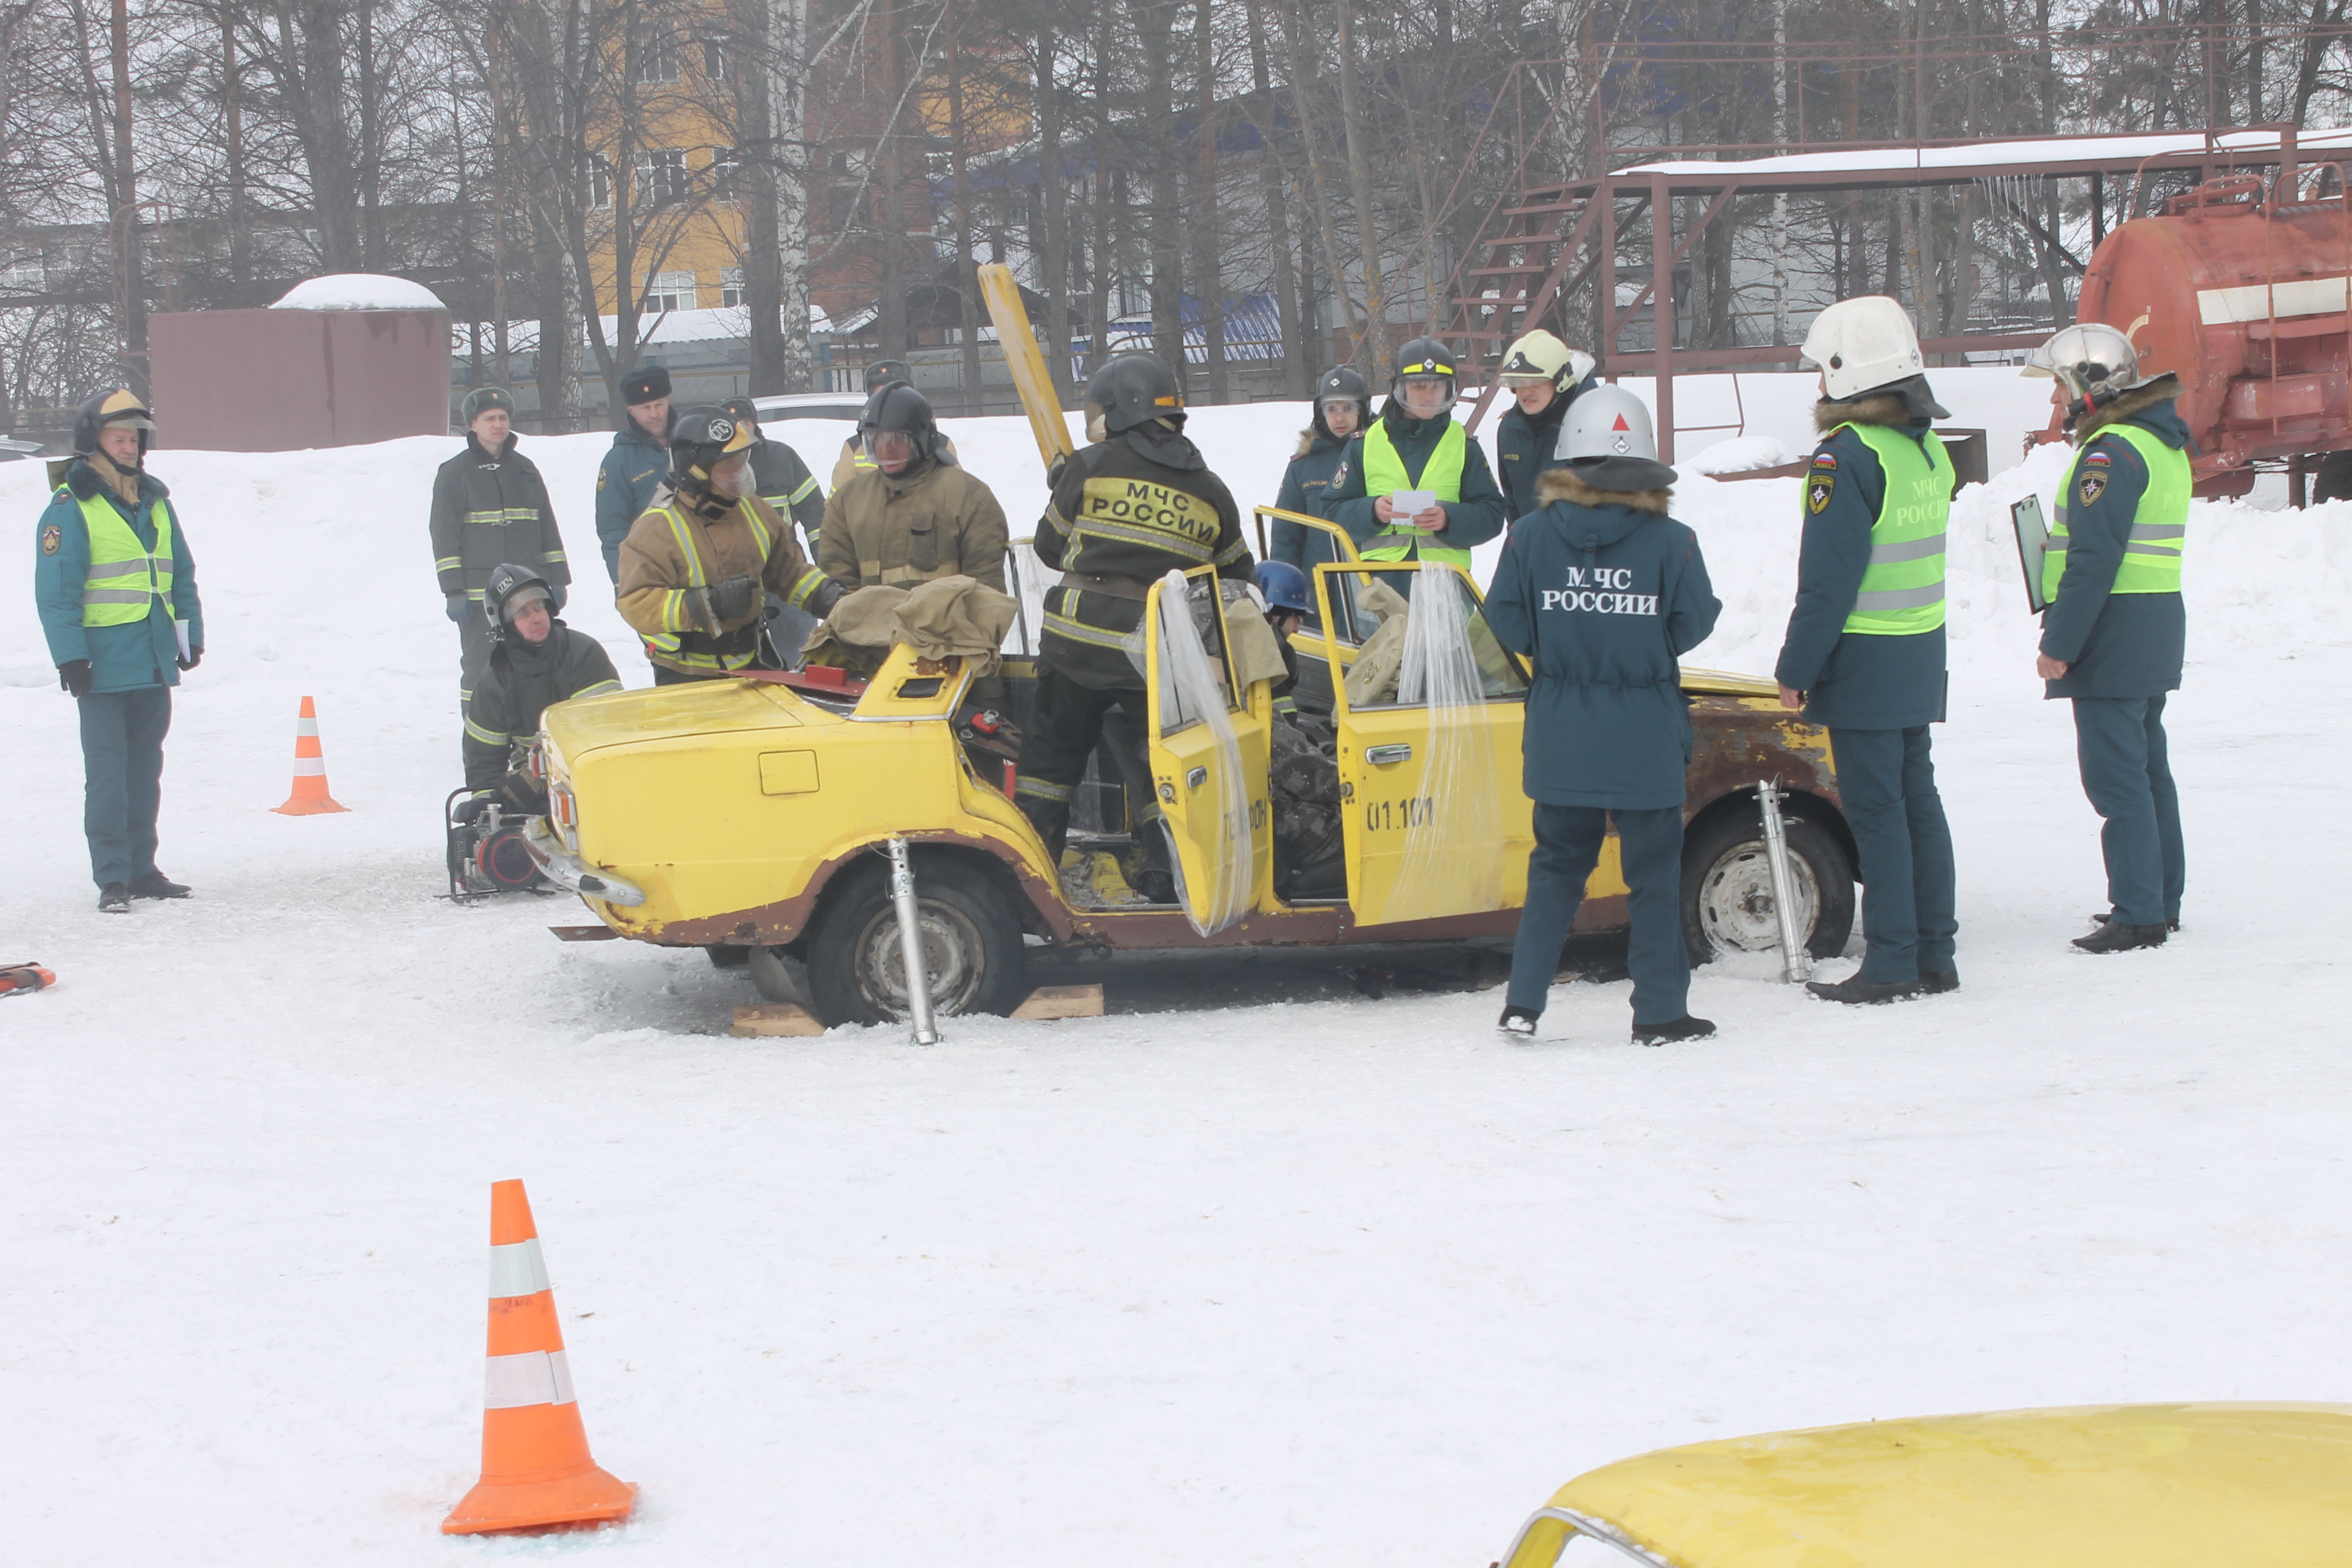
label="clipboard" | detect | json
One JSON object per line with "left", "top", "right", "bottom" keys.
{"left": 2010, "top": 495, "right": 2052, "bottom": 614}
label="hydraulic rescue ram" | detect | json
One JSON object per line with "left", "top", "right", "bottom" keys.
{"left": 1756, "top": 779, "right": 1813, "bottom": 983}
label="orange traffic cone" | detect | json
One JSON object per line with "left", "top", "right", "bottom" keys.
{"left": 269, "top": 695, "right": 349, "bottom": 815}
{"left": 442, "top": 1180, "right": 636, "bottom": 1535}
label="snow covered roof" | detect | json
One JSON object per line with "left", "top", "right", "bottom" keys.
{"left": 1612, "top": 126, "right": 2352, "bottom": 179}
{"left": 270, "top": 273, "right": 447, "bottom": 311}
{"left": 595, "top": 302, "right": 833, "bottom": 346}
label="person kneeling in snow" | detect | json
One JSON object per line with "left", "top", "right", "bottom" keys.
{"left": 1484, "top": 385, "right": 1721, "bottom": 1046}
{"left": 462, "top": 563, "right": 622, "bottom": 811}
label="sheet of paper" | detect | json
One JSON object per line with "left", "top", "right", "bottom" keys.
{"left": 174, "top": 618, "right": 192, "bottom": 660}
{"left": 1389, "top": 489, "right": 1437, "bottom": 526}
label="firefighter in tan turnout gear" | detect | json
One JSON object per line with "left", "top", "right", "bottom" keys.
{"left": 617, "top": 406, "right": 845, "bottom": 684}
{"left": 1014, "top": 353, "right": 1254, "bottom": 904}
{"left": 819, "top": 382, "right": 1008, "bottom": 594}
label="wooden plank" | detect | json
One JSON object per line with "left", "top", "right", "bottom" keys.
{"left": 731, "top": 1003, "right": 826, "bottom": 1038}
{"left": 1011, "top": 983, "right": 1106, "bottom": 1020}
{"left": 548, "top": 925, "right": 619, "bottom": 941}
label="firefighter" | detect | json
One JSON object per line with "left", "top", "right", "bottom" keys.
{"left": 720, "top": 395, "right": 826, "bottom": 556}
{"left": 617, "top": 405, "right": 846, "bottom": 684}
{"left": 1773, "top": 296, "right": 1958, "bottom": 1005}
{"left": 595, "top": 365, "right": 672, "bottom": 584}
{"left": 1015, "top": 352, "right": 1254, "bottom": 899}
{"left": 429, "top": 386, "right": 569, "bottom": 734}
{"left": 2025, "top": 323, "right": 2191, "bottom": 952}
{"left": 819, "top": 382, "right": 1008, "bottom": 593}
{"left": 34, "top": 388, "right": 204, "bottom": 913}
{"left": 1487, "top": 386, "right": 1722, "bottom": 1044}
{"left": 1492, "top": 328, "right": 1598, "bottom": 527}
{"left": 461, "top": 563, "right": 623, "bottom": 802}
{"left": 1319, "top": 337, "right": 1507, "bottom": 571}
{"left": 1270, "top": 366, "right": 1370, "bottom": 573}
{"left": 830, "top": 358, "right": 959, "bottom": 492}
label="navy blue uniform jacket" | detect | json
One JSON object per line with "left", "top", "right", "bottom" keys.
{"left": 1271, "top": 429, "right": 1351, "bottom": 570}
{"left": 1773, "top": 406, "right": 1946, "bottom": 730}
{"left": 594, "top": 422, "right": 668, "bottom": 582}
{"left": 1487, "top": 471, "right": 1722, "bottom": 810}
{"left": 2040, "top": 394, "right": 2191, "bottom": 700}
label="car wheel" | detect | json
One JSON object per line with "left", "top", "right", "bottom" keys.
{"left": 806, "top": 855, "right": 1030, "bottom": 1027}
{"left": 1680, "top": 806, "right": 1855, "bottom": 964}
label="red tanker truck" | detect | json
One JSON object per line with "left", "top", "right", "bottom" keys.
{"left": 2055, "top": 169, "right": 2352, "bottom": 499}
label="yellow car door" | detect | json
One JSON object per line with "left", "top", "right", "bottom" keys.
{"left": 1142, "top": 570, "right": 1273, "bottom": 934}
{"left": 1314, "top": 562, "right": 1540, "bottom": 929}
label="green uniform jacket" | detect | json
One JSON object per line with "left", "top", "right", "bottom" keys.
{"left": 1034, "top": 422, "right": 1254, "bottom": 688}
{"left": 35, "top": 460, "right": 203, "bottom": 695}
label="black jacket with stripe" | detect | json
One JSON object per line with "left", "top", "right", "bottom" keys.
{"left": 462, "top": 623, "right": 623, "bottom": 789}
{"left": 430, "top": 434, "right": 570, "bottom": 602}
{"left": 1033, "top": 421, "right": 1254, "bottom": 688}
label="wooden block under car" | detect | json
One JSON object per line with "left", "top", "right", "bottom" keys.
{"left": 731, "top": 1003, "right": 826, "bottom": 1038}
{"left": 1011, "top": 983, "right": 1106, "bottom": 1020}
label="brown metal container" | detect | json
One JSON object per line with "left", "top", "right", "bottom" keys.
{"left": 2071, "top": 176, "right": 2352, "bottom": 496}
{"left": 148, "top": 307, "right": 451, "bottom": 451}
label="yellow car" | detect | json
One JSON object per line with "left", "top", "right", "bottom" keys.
{"left": 527, "top": 510, "right": 1858, "bottom": 1026}
{"left": 1496, "top": 1402, "right": 2352, "bottom": 1566}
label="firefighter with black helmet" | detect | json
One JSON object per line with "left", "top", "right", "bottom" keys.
{"left": 1272, "top": 366, "right": 1370, "bottom": 574}
{"left": 431, "top": 385, "right": 569, "bottom": 742}
{"left": 1320, "top": 337, "right": 1507, "bottom": 570}
{"left": 617, "top": 404, "right": 846, "bottom": 683}
{"left": 34, "top": 388, "right": 205, "bottom": 913}
{"left": 462, "top": 563, "right": 623, "bottom": 799}
{"left": 830, "top": 357, "right": 957, "bottom": 492}
{"left": 819, "top": 382, "right": 1008, "bottom": 595}
{"left": 718, "top": 395, "right": 826, "bottom": 556}
{"left": 1015, "top": 352, "right": 1255, "bottom": 900}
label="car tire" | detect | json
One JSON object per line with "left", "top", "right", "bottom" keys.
{"left": 1680, "top": 805, "right": 1855, "bottom": 965}
{"left": 805, "top": 854, "right": 1030, "bottom": 1027}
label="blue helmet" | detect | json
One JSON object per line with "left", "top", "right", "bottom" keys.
{"left": 1256, "top": 559, "right": 1311, "bottom": 616}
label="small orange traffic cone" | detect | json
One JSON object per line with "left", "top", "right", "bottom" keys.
{"left": 269, "top": 695, "right": 349, "bottom": 814}
{"left": 442, "top": 1180, "right": 636, "bottom": 1536}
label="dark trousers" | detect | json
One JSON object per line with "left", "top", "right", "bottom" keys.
{"left": 1016, "top": 665, "right": 1161, "bottom": 864}
{"left": 458, "top": 613, "right": 492, "bottom": 705}
{"left": 1829, "top": 725, "right": 1958, "bottom": 982}
{"left": 1507, "top": 802, "right": 1689, "bottom": 1025}
{"left": 2072, "top": 695, "right": 2184, "bottom": 926}
{"left": 78, "top": 685, "right": 172, "bottom": 889}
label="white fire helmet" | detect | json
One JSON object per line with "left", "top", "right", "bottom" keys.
{"left": 1802, "top": 296, "right": 1926, "bottom": 400}
{"left": 2023, "top": 322, "right": 2155, "bottom": 410}
{"left": 1553, "top": 384, "right": 1658, "bottom": 463}
{"left": 1498, "top": 329, "right": 1598, "bottom": 393}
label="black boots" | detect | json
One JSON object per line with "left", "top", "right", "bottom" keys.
{"left": 97, "top": 883, "right": 130, "bottom": 913}
{"left": 1498, "top": 1004, "right": 1540, "bottom": 1037}
{"left": 128, "top": 872, "right": 191, "bottom": 900}
{"left": 2074, "top": 919, "right": 2168, "bottom": 954}
{"left": 1806, "top": 973, "right": 1924, "bottom": 1005}
{"left": 1632, "top": 1015, "right": 1717, "bottom": 1046}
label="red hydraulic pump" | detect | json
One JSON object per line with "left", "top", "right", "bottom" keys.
{"left": 2050, "top": 170, "right": 2352, "bottom": 498}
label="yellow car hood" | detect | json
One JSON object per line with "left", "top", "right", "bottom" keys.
{"left": 1511, "top": 1403, "right": 2352, "bottom": 1567}
{"left": 546, "top": 679, "right": 809, "bottom": 756}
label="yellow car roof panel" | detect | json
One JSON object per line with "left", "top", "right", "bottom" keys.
{"left": 1544, "top": 1403, "right": 2352, "bottom": 1567}
{"left": 1677, "top": 666, "right": 1779, "bottom": 699}
{"left": 545, "top": 678, "right": 807, "bottom": 755}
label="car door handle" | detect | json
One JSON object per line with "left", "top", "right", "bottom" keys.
{"left": 1365, "top": 744, "right": 1412, "bottom": 765}
{"left": 1186, "top": 766, "right": 1208, "bottom": 789}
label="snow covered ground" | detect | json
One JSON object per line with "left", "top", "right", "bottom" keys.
{"left": 5, "top": 392, "right": 2352, "bottom": 1565}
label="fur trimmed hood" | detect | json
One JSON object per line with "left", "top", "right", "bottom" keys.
{"left": 1536, "top": 466, "right": 1672, "bottom": 514}
{"left": 2072, "top": 373, "right": 2183, "bottom": 439}
{"left": 1814, "top": 373, "right": 1949, "bottom": 433}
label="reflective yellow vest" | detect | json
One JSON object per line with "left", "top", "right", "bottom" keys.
{"left": 1835, "top": 424, "right": 1949, "bottom": 636}
{"left": 75, "top": 489, "right": 176, "bottom": 628}
{"left": 1360, "top": 420, "right": 1472, "bottom": 570}
{"left": 2043, "top": 421, "right": 2189, "bottom": 602}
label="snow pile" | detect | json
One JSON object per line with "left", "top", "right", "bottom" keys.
{"left": 1685, "top": 434, "right": 1796, "bottom": 475}
{"left": 269, "top": 273, "right": 448, "bottom": 311}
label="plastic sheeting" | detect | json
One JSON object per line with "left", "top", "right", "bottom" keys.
{"left": 1382, "top": 564, "right": 1504, "bottom": 922}
{"left": 1154, "top": 569, "right": 1256, "bottom": 936}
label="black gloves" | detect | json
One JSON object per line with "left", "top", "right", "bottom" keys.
{"left": 709, "top": 574, "right": 760, "bottom": 622}
{"left": 177, "top": 647, "right": 202, "bottom": 672}
{"left": 58, "top": 660, "right": 92, "bottom": 698}
{"left": 498, "top": 771, "right": 549, "bottom": 815}
{"left": 445, "top": 592, "right": 470, "bottom": 624}
{"left": 804, "top": 573, "right": 846, "bottom": 619}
